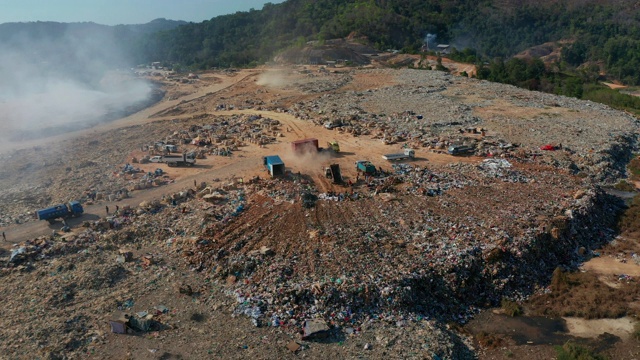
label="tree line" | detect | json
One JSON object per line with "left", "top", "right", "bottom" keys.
{"left": 131, "top": 0, "right": 640, "bottom": 86}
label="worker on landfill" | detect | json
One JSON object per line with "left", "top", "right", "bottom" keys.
{"left": 105, "top": 205, "right": 109, "bottom": 215}
{"left": 2, "top": 232, "right": 5, "bottom": 242}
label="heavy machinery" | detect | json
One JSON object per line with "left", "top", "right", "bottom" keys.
{"left": 35, "top": 201, "right": 84, "bottom": 224}
{"left": 263, "top": 155, "right": 285, "bottom": 177}
{"left": 382, "top": 148, "right": 415, "bottom": 161}
{"left": 164, "top": 153, "right": 196, "bottom": 167}
{"left": 355, "top": 160, "right": 376, "bottom": 174}
{"left": 324, "top": 164, "right": 343, "bottom": 184}
{"left": 324, "top": 120, "right": 343, "bottom": 129}
{"left": 447, "top": 144, "right": 475, "bottom": 155}
{"left": 327, "top": 141, "right": 340, "bottom": 153}
{"left": 291, "top": 138, "right": 319, "bottom": 153}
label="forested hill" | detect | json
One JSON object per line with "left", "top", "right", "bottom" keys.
{"left": 136, "top": 0, "right": 640, "bottom": 85}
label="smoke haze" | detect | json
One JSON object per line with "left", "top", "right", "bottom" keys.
{"left": 0, "top": 22, "right": 154, "bottom": 141}
{"left": 424, "top": 33, "right": 437, "bottom": 50}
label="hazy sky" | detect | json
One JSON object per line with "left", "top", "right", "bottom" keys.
{"left": 0, "top": 0, "right": 285, "bottom": 25}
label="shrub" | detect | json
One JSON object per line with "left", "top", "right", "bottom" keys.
{"left": 614, "top": 180, "right": 636, "bottom": 192}
{"left": 633, "top": 321, "right": 640, "bottom": 340}
{"left": 476, "top": 331, "right": 504, "bottom": 349}
{"left": 501, "top": 298, "right": 523, "bottom": 317}
{"left": 554, "top": 341, "right": 606, "bottom": 360}
{"left": 551, "top": 267, "right": 569, "bottom": 292}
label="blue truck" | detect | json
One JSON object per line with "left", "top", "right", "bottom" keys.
{"left": 263, "top": 155, "right": 285, "bottom": 177}
{"left": 35, "top": 201, "right": 84, "bottom": 224}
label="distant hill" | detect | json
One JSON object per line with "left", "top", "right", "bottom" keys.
{"left": 0, "top": 18, "right": 186, "bottom": 47}
{"left": 130, "top": 0, "right": 640, "bottom": 86}
{"left": 0, "top": 19, "right": 187, "bottom": 87}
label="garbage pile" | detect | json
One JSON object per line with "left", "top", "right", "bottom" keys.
{"left": 277, "top": 69, "right": 638, "bottom": 183}
{"left": 477, "top": 159, "right": 529, "bottom": 183}
{"left": 171, "top": 166, "right": 621, "bottom": 339}
{"left": 149, "top": 114, "right": 283, "bottom": 151}
{"left": 3, "top": 229, "right": 100, "bottom": 269}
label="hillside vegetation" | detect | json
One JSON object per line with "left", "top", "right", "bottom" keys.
{"left": 1, "top": 1, "right": 639, "bottom": 114}
{"left": 135, "top": 0, "right": 640, "bottom": 85}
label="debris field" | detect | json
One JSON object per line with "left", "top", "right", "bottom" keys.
{"left": 0, "top": 67, "right": 638, "bottom": 359}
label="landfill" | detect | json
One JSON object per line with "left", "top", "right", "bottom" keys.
{"left": 0, "top": 67, "right": 637, "bottom": 358}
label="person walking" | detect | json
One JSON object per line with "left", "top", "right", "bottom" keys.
{"left": 2, "top": 232, "right": 5, "bottom": 242}
{"left": 105, "top": 205, "right": 109, "bottom": 215}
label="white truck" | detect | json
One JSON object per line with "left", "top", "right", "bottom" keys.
{"left": 148, "top": 153, "right": 196, "bottom": 167}
{"left": 382, "top": 148, "right": 415, "bottom": 161}
{"left": 324, "top": 120, "right": 343, "bottom": 129}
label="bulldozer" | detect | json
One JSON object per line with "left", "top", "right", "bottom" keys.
{"left": 327, "top": 141, "right": 340, "bottom": 153}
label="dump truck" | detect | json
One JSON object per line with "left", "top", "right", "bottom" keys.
{"left": 291, "top": 138, "right": 319, "bottom": 153}
{"left": 382, "top": 148, "right": 415, "bottom": 161}
{"left": 355, "top": 160, "right": 376, "bottom": 174}
{"left": 327, "top": 141, "right": 340, "bottom": 153}
{"left": 35, "top": 201, "right": 84, "bottom": 224}
{"left": 324, "top": 164, "right": 343, "bottom": 184}
{"left": 263, "top": 155, "right": 285, "bottom": 177}
{"left": 164, "top": 153, "right": 196, "bottom": 167}
{"left": 447, "top": 144, "right": 475, "bottom": 156}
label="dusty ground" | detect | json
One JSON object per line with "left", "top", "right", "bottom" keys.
{"left": 0, "top": 66, "right": 639, "bottom": 359}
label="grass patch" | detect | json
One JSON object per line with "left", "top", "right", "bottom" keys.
{"left": 528, "top": 269, "right": 639, "bottom": 319}
{"left": 617, "top": 194, "right": 640, "bottom": 238}
{"left": 504, "top": 349, "right": 514, "bottom": 358}
{"left": 628, "top": 156, "right": 640, "bottom": 181}
{"left": 501, "top": 298, "right": 523, "bottom": 317}
{"left": 633, "top": 322, "right": 640, "bottom": 340}
{"left": 476, "top": 331, "right": 505, "bottom": 349}
{"left": 613, "top": 180, "right": 636, "bottom": 192}
{"left": 554, "top": 341, "right": 607, "bottom": 360}
{"left": 583, "top": 85, "right": 640, "bottom": 117}
{"left": 551, "top": 267, "right": 571, "bottom": 292}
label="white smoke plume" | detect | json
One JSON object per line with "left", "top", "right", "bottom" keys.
{"left": 0, "top": 23, "right": 153, "bottom": 143}
{"left": 424, "top": 33, "right": 437, "bottom": 50}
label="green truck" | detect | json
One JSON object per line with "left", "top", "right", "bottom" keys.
{"left": 355, "top": 160, "right": 376, "bottom": 174}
